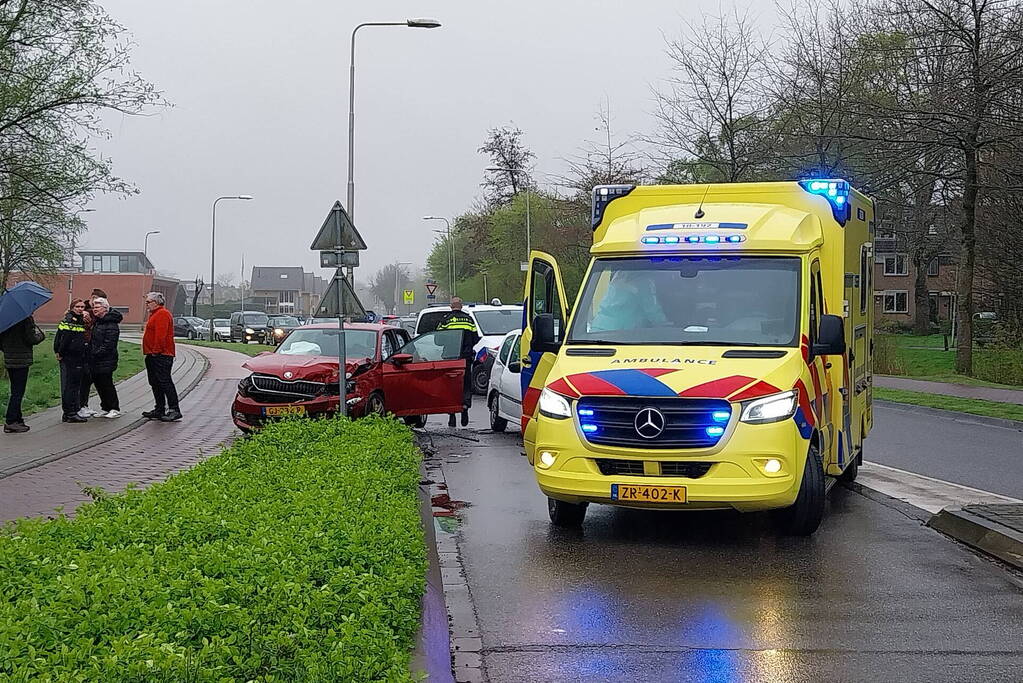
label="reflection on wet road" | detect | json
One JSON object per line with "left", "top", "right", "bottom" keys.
{"left": 437, "top": 406, "right": 1023, "bottom": 682}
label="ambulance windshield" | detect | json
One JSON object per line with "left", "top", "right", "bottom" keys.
{"left": 567, "top": 256, "right": 801, "bottom": 347}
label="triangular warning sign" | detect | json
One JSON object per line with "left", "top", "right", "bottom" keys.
{"left": 309, "top": 201, "right": 368, "bottom": 251}
{"left": 314, "top": 273, "right": 367, "bottom": 318}
{"left": 425, "top": 282, "right": 438, "bottom": 295}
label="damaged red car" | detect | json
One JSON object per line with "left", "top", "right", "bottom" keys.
{"left": 231, "top": 323, "right": 467, "bottom": 432}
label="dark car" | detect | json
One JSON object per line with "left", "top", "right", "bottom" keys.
{"left": 230, "top": 311, "right": 270, "bottom": 344}
{"left": 173, "top": 316, "right": 207, "bottom": 339}
{"left": 266, "top": 315, "right": 302, "bottom": 345}
{"left": 231, "top": 323, "right": 466, "bottom": 432}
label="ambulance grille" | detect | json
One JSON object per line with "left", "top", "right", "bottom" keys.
{"left": 660, "top": 462, "right": 714, "bottom": 478}
{"left": 595, "top": 459, "right": 645, "bottom": 476}
{"left": 577, "top": 397, "right": 731, "bottom": 449}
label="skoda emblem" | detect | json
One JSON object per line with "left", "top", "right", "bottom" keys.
{"left": 283, "top": 371, "right": 293, "bottom": 379}
{"left": 634, "top": 407, "right": 666, "bottom": 439}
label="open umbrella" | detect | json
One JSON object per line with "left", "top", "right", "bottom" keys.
{"left": 0, "top": 281, "right": 53, "bottom": 334}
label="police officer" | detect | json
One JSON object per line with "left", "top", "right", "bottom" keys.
{"left": 435, "top": 297, "right": 480, "bottom": 427}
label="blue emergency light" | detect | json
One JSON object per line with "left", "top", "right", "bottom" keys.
{"left": 799, "top": 179, "right": 852, "bottom": 225}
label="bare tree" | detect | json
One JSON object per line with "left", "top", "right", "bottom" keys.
{"left": 651, "top": 8, "right": 777, "bottom": 183}
{"left": 557, "top": 99, "right": 647, "bottom": 198}
{"left": 479, "top": 125, "right": 535, "bottom": 205}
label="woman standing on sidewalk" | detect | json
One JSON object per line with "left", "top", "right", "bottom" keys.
{"left": 88, "top": 297, "right": 123, "bottom": 419}
{"left": 54, "top": 299, "right": 89, "bottom": 424}
{"left": 0, "top": 315, "right": 44, "bottom": 433}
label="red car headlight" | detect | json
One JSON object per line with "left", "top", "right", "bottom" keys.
{"left": 237, "top": 376, "right": 253, "bottom": 398}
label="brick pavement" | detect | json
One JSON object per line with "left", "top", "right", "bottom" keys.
{"left": 963, "top": 503, "right": 1023, "bottom": 534}
{"left": 0, "top": 345, "right": 250, "bottom": 524}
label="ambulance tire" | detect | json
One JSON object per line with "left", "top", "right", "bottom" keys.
{"left": 548, "top": 497, "right": 587, "bottom": 528}
{"left": 489, "top": 393, "right": 508, "bottom": 433}
{"left": 774, "top": 443, "right": 825, "bottom": 536}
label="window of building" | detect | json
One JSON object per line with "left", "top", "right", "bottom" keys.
{"left": 882, "top": 291, "right": 909, "bottom": 314}
{"left": 927, "top": 259, "right": 940, "bottom": 277}
{"left": 883, "top": 253, "right": 908, "bottom": 276}
{"left": 278, "top": 290, "right": 296, "bottom": 311}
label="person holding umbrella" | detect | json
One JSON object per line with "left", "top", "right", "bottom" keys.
{"left": 0, "top": 281, "right": 51, "bottom": 433}
{"left": 54, "top": 298, "right": 90, "bottom": 423}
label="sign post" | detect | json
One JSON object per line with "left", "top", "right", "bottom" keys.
{"left": 425, "top": 281, "right": 438, "bottom": 301}
{"left": 310, "top": 201, "right": 368, "bottom": 418}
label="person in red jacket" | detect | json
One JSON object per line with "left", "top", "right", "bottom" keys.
{"left": 141, "top": 291, "right": 181, "bottom": 422}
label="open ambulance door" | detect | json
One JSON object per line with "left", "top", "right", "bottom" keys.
{"left": 521, "top": 251, "right": 570, "bottom": 463}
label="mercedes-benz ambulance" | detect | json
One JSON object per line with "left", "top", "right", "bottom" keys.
{"left": 520, "top": 180, "right": 873, "bottom": 535}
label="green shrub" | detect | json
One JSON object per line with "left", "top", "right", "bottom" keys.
{"left": 0, "top": 416, "right": 426, "bottom": 681}
{"left": 973, "top": 348, "right": 1023, "bottom": 386}
{"left": 873, "top": 334, "right": 906, "bottom": 375}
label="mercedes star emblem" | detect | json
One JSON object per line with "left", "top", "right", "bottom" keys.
{"left": 634, "top": 407, "right": 666, "bottom": 439}
{"left": 284, "top": 371, "right": 293, "bottom": 379}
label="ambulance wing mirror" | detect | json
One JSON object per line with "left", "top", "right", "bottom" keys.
{"left": 812, "top": 314, "right": 846, "bottom": 357}
{"left": 530, "top": 313, "right": 558, "bottom": 353}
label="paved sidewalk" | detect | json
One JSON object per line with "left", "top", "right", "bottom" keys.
{"left": 0, "top": 345, "right": 208, "bottom": 478}
{"left": 875, "top": 375, "right": 1023, "bottom": 405}
{"left": 0, "top": 345, "right": 249, "bottom": 524}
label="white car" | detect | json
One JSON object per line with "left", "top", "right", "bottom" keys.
{"left": 415, "top": 302, "right": 523, "bottom": 395}
{"left": 208, "top": 318, "right": 230, "bottom": 341}
{"left": 486, "top": 329, "right": 523, "bottom": 432}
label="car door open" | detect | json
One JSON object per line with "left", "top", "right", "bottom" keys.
{"left": 382, "top": 330, "right": 466, "bottom": 416}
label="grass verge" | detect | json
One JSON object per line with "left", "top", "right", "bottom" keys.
{"left": 875, "top": 387, "right": 1023, "bottom": 422}
{"left": 877, "top": 334, "right": 1023, "bottom": 388}
{"left": 0, "top": 416, "right": 426, "bottom": 681}
{"left": 0, "top": 342, "right": 145, "bottom": 417}
{"left": 181, "top": 339, "right": 275, "bottom": 357}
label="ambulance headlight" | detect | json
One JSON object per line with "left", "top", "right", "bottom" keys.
{"left": 740, "top": 390, "right": 797, "bottom": 424}
{"left": 539, "top": 387, "right": 572, "bottom": 419}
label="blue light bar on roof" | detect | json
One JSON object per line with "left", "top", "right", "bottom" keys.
{"left": 799, "top": 179, "right": 851, "bottom": 226}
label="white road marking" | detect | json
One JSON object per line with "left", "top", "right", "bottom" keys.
{"left": 860, "top": 461, "right": 1021, "bottom": 514}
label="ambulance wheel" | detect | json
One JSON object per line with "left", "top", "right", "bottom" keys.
{"left": 489, "top": 392, "right": 507, "bottom": 433}
{"left": 774, "top": 442, "right": 825, "bottom": 536}
{"left": 548, "top": 497, "right": 587, "bottom": 528}
{"left": 838, "top": 456, "right": 859, "bottom": 483}
{"left": 403, "top": 415, "right": 427, "bottom": 428}
{"left": 365, "top": 392, "right": 386, "bottom": 417}
{"left": 471, "top": 364, "right": 489, "bottom": 396}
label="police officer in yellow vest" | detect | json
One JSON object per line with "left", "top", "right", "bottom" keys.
{"left": 435, "top": 297, "right": 480, "bottom": 427}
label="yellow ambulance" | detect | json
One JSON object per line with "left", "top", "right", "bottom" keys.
{"left": 520, "top": 180, "right": 874, "bottom": 535}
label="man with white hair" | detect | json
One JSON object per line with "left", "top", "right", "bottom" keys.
{"left": 141, "top": 291, "right": 181, "bottom": 422}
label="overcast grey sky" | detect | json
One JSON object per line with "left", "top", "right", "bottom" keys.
{"left": 85, "top": 0, "right": 774, "bottom": 285}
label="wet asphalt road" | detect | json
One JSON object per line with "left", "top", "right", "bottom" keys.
{"left": 437, "top": 405, "right": 1023, "bottom": 682}
{"left": 867, "top": 402, "right": 1023, "bottom": 498}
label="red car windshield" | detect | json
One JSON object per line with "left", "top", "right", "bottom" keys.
{"left": 277, "top": 329, "right": 377, "bottom": 358}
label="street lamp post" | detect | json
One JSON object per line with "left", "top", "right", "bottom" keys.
{"left": 347, "top": 17, "right": 441, "bottom": 285}
{"left": 487, "top": 166, "right": 531, "bottom": 263}
{"left": 393, "top": 261, "right": 413, "bottom": 315}
{"left": 423, "top": 216, "right": 453, "bottom": 295}
{"left": 144, "top": 230, "right": 161, "bottom": 260}
{"left": 210, "top": 195, "right": 253, "bottom": 342}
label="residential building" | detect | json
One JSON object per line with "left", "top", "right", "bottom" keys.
{"left": 873, "top": 232, "right": 957, "bottom": 326}
{"left": 249, "top": 266, "right": 327, "bottom": 316}
{"left": 7, "top": 250, "right": 180, "bottom": 325}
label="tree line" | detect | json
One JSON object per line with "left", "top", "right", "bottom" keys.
{"left": 425, "top": 0, "right": 1023, "bottom": 374}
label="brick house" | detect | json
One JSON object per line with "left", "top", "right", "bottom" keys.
{"left": 248, "top": 266, "right": 327, "bottom": 317}
{"left": 873, "top": 234, "right": 957, "bottom": 327}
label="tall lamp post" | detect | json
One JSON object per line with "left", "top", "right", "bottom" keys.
{"left": 144, "top": 230, "right": 161, "bottom": 260}
{"left": 423, "top": 216, "right": 453, "bottom": 295}
{"left": 392, "top": 261, "right": 413, "bottom": 315}
{"left": 487, "top": 166, "right": 531, "bottom": 263}
{"left": 347, "top": 17, "right": 442, "bottom": 286}
{"left": 210, "top": 195, "right": 253, "bottom": 342}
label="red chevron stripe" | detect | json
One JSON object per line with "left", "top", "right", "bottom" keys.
{"left": 679, "top": 375, "right": 756, "bottom": 399}
{"left": 546, "top": 377, "right": 580, "bottom": 398}
{"left": 567, "top": 372, "right": 627, "bottom": 396}
{"left": 729, "top": 380, "right": 782, "bottom": 402}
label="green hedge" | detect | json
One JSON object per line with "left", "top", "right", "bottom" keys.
{"left": 0, "top": 416, "right": 426, "bottom": 681}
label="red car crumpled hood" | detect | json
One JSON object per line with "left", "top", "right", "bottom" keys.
{"left": 242, "top": 354, "right": 370, "bottom": 382}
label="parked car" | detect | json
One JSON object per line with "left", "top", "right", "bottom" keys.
{"left": 208, "top": 318, "right": 231, "bottom": 341}
{"left": 230, "top": 311, "right": 270, "bottom": 344}
{"left": 305, "top": 317, "right": 336, "bottom": 325}
{"left": 173, "top": 316, "right": 207, "bottom": 339}
{"left": 415, "top": 303, "right": 523, "bottom": 395}
{"left": 266, "top": 315, "right": 302, "bottom": 345}
{"left": 231, "top": 323, "right": 467, "bottom": 432}
{"left": 486, "top": 329, "right": 523, "bottom": 432}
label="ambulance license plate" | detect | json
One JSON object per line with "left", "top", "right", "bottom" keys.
{"left": 611, "top": 484, "right": 686, "bottom": 503}
{"left": 263, "top": 405, "right": 306, "bottom": 417}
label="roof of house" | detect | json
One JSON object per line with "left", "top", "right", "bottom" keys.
{"left": 250, "top": 266, "right": 306, "bottom": 291}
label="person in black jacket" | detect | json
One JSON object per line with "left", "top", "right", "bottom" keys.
{"left": 0, "top": 315, "right": 43, "bottom": 433}
{"left": 54, "top": 299, "right": 89, "bottom": 423}
{"left": 435, "top": 298, "right": 481, "bottom": 427}
{"left": 88, "top": 297, "right": 122, "bottom": 418}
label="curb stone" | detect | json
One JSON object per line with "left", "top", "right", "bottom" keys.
{"left": 412, "top": 483, "right": 455, "bottom": 683}
{"left": 927, "top": 506, "right": 1023, "bottom": 571}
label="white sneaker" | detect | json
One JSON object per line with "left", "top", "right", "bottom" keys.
{"left": 94, "top": 410, "right": 109, "bottom": 418}
{"left": 77, "top": 408, "right": 94, "bottom": 418}
{"left": 104, "top": 410, "right": 122, "bottom": 419}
